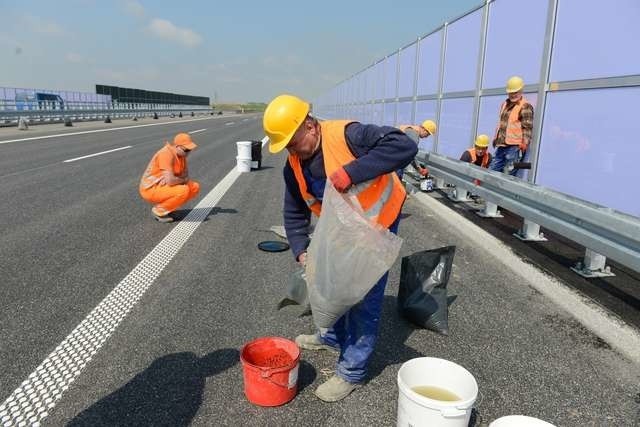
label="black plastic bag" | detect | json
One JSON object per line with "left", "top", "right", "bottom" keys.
{"left": 398, "top": 246, "right": 456, "bottom": 335}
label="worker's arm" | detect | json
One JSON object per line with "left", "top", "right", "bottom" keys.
{"left": 520, "top": 103, "right": 534, "bottom": 149}
{"left": 341, "top": 123, "right": 418, "bottom": 185}
{"left": 156, "top": 150, "right": 188, "bottom": 186}
{"left": 160, "top": 169, "right": 187, "bottom": 186}
{"left": 283, "top": 163, "right": 312, "bottom": 262}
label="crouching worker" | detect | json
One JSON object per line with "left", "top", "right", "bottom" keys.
{"left": 263, "top": 94, "right": 417, "bottom": 402}
{"left": 460, "top": 134, "right": 492, "bottom": 168}
{"left": 139, "top": 133, "right": 200, "bottom": 222}
{"left": 398, "top": 119, "right": 437, "bottom": 178}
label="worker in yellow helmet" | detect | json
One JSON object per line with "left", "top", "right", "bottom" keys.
{"left": 397, "top": 119, "right": 437, "bottom": 177}
{"left": 263, "top": 93, "right": 417, "bottom": 402}
{"left": 490, "top": 76, "right": 534, "bottom": 176}
{"left": 460, "top": 134, "right": 492, "bottom": 168}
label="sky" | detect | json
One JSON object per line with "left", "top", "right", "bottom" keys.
{"left": 1, "top": 0, "right": 480, "bottom": 103}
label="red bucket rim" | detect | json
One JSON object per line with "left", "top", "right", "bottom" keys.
{"left": 240, "top": 336, "right": 300, "bottom": 371}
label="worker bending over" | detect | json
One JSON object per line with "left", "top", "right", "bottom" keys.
{"left": 263, "top": 94, "right": 416, "bottom": 402}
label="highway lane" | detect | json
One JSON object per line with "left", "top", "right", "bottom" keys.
{"left": 0, "top": 115, "right": 263, "bottom": 396}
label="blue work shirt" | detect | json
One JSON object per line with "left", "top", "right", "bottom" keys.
{"left": 283, "top": 121, "right": 417, "bottom": 259}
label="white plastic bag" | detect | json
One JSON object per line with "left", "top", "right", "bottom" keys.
{"left": 305, "top": 181, "right": 403, "bottom": 328}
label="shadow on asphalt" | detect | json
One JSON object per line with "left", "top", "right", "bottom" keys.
{"left": 367, "top": 296, "right": 425, "bottom": 381}
{"left": 67, "top": 349, "right": 238, "bottom": 427}
{"left": 171, "top": 206, "right": 238, "bottom": 222}
{"left": 297, "top": 360, "right": 318, "bottom": 393}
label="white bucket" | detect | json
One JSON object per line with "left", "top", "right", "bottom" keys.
{"left": 236, "top": 156, "right": 251, "bottom": 173}
{"left": 397, "top": 357, "right": 478, "bottom": 427}
{"left": 236, "top": 141, "right": 252, "bottom": 159}
{"left": 489, "top": 415, "right": 557, "bottom": 427}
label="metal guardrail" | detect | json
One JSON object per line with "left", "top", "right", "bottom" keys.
{"left": 0, "top": 107, "right": 214, "bottom": 126}
{"left": 414, "top": 151, "right": 640, "bottom": 275}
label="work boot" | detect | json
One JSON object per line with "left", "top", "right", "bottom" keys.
{"left": 151, "top": 207, "right": 173, "bottom": 223}
{"left": 295, "top": 334, "right": 338, "bottom": 353}
{"left": 314, "top": 375, "right": 361, "bottom": 402}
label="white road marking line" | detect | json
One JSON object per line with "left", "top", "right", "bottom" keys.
{"left": 225, "top": 122, "right": 234, "bottom": 126}
{"left": 188, "top": 129, "right": 206, "bottom": 134}
{"left": 63, "top": 146, "right": 132, "bottom": 163}
{"left": 0, "top": 116, "right": 217, "bottom": 145}
{"left": 242, "top": 118, "right": 249, "bottom": 122}
{"left": 0, "top": 135, "right": 269, "bottom": 427}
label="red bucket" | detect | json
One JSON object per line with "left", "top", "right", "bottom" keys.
{"left": 240, "top": 336, "right": 300, "bottom": 406}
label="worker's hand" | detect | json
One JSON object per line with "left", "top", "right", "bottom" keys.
{"left": 519, "top": 142, "right": 528, "bottom": 152}
{"left": 419, "top": 167, "right": 429, "bottom": 177}
{"left": 329, "top": 167, "right": 352, "bottom": 193}
{"left": 297, "top": 252, "right": 307, "bottom": 267}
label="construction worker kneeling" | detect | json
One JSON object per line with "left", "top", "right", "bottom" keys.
{"left": 139, "top": 133, "right": 200, "bottom": 223}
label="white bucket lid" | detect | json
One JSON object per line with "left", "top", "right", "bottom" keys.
{"left": 489, "top": 415, "right": 557, "bottom": 427}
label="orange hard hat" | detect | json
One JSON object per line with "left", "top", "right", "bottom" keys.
{"left": 173, "top": 133, "right": 197, "bottom": 150}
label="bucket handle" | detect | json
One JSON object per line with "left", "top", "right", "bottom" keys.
{"left": 260, "top": 365, "right": 295, "bottom": 388}
{"left": 440, "top": 407, "right": 468, "bottom": 418}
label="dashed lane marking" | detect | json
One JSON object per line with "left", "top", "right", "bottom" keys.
{"left": 0, "top": 137, "right": 269, "bottom": 427}
{"left": 188, "top": 129, "right": 207, "bottom": 134}
{"left": 63, "top": 146, "right": 131, "bottom": 163}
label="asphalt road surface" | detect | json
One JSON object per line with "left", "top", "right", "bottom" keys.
{"left": 1, "top": 116, "right": 638, "bottom": 426}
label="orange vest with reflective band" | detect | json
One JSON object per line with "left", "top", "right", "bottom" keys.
{"left": 288, "top": 120, "right": 406, "bottom": 228}
{"left": 466, "top": 148, "right": 490, "bottom": 168}
{"left": 496, "top": 97, "right": 529, "bottom": 146}
{"left": 139, "top": 143, "right": 186, "bottom": 190}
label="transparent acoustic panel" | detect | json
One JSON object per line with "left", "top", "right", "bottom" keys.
{"left": 398, "top": 43, "right": 417, "bottom": 98}
{"left": 415, "top": 100, "right": 437, "bottom": 152}
{"left": 416, "top": 31, "right": 442, "bottom": 96}
{"left": 372, "top": 103, "right": 383, "bottom": 125}
{"left": 383, "top": 102, "right": 397, "bottom": 126}
{"left": 551, "top": 0, "right": 640, "bottom": 81}
{"left": 483, "top": 0, "right": 547, "bottom": 89}
{"left": 397, "top": 101, "right": 413, "bottom": 126}
{"left": 477, "top": 93, "right": 538, "bottom": 147}
{"left": 437, "top": 98, "right": 475, "bottom": 158}
{"left": 442, "top": 9, "right": 482, "bottom": 93}
{"left": 365, "top": 66, "right": 376, "bottom": 103}
{"left": 385, "top": 54, "right": 398, "bottom": 100}
{"left": 374, "top": 61, "right": 385, "bottom": 101}
{"left": 537, "top": 87, "right": 640, "bottom": 217}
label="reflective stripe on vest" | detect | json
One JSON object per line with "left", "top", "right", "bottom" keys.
{"left": 466, "top": 148, "right": 489, "bottom": 168}
{"left": 496, "top": 97, "right": 528, "bottom": 146}
{"left": 288, "top": 120, "right": 406, "bottom": 228}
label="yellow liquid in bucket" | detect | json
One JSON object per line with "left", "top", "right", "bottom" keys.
{"left": 411, "top": 385, "right": 461, "bottom": 401}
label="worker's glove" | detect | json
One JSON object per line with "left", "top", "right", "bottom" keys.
{"left": 329, "top": 167, "right": 352, "bottom": 193}
{"left": 419, "top": 167, "right": 429, "bottom": 177}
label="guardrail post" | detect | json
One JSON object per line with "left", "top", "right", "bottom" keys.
{"left": 449, "top": 187, "right": 470, "bottom": 202}
{"left": 434, "top": 177, "right": 445, "bottom": 189}
{"left": 477, "top": 201, "right": 503, "bottom": 218}
{"left": 514, "top": 219, "right": 547, "bottom": 241}
{"left": 571, "top": 249, "right": 615, "bottom": 278}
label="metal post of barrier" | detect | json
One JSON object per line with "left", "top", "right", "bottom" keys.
{"left": 477, "top": 201, "right": 503, "bottom": 218}
{"left": 449, "top": 187, "right": 470, "bottom": 202}
{"left": 571, "top": 249, "right": 615, "bottom": 278}
{"left": 514, "top": 219, "right": 547, "bottom": 241}
{"left": 434, "top": 23, "right": 448, "bottom": 154}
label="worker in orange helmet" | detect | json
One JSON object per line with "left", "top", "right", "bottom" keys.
{"left": 139, "top": 133, "right": 200, "bottom": 222}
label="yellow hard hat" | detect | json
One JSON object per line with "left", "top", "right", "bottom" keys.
{"left": 421, "top": 119, "right": 437, "bottom": 135}
{"left": 263, "top": 94, "right": 310, "bottom": 153}
{"left": 475, "top": 134, "right": 490, "bottom": 148}
{"left": 506, "top": 76, "right": 524, "bottom": 93}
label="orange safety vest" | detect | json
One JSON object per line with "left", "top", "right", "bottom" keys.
{"left": 288, "top": 120, "right": 406, "bottom": 228}
{"left": 466, "top": 148, "right": 490, "bottom": 168}
{"left": 496, "top": 97, "right": 529, "bottom": 146}
{"left": 139, "top": 143, "right": 186, "bottom": 190}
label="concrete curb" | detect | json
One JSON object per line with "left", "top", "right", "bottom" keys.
{"left": 410, "top": 187, "right": 640, "bottom": 366}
